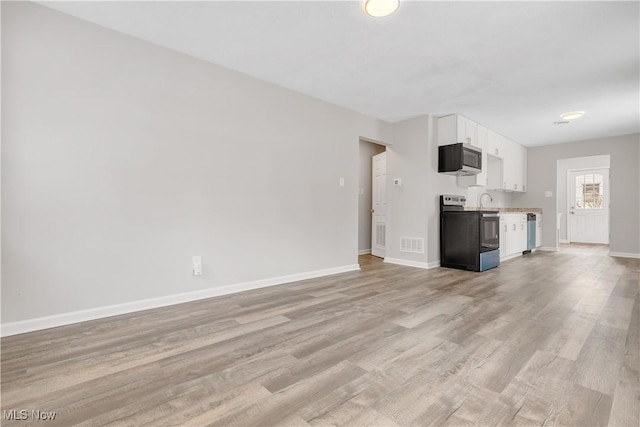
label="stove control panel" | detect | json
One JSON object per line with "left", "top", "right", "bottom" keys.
{"left": 442, "top": 195, "right": 466, "bottom": 206}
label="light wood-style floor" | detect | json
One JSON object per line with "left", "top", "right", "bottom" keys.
{"left": 2, "top": 245, "right": 638, "bottom": 426}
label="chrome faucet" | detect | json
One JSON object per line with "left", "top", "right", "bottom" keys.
{"left": 479, "top": 192, "right": 493, "bottom": 210}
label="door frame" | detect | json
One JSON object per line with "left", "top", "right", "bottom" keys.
{"left": 566, "top": 166, "right": 610, "bottom": 244}
{"left": 371, "top": 151, "right": 387, "bottom": 258}
{"left": 357, "top": 137, "right": 389, "bottom": 260}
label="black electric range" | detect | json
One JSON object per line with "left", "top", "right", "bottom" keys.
{"left": 440, "top": 195, "right": 500, "bottom": 272}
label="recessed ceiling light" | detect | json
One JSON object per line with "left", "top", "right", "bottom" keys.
{"left": 559, "top": 111, "right": 585, "bottom": 121}
{"left": 365, "top": 0, "right": 399, "bottom": 17}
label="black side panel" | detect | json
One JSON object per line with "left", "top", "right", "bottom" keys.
{"left": 441, "top": 212, "right": 480, "bottom": 271}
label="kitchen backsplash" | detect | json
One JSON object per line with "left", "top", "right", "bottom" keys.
{"left": 465, "top": 187, "right": 513, "bottom": 209}
{"left": 464, "top": 206, "right": 543, "bottom": 213}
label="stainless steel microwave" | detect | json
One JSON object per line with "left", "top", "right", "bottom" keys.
{"left": 438, "top": 143, "right": 482, "bottom": 176}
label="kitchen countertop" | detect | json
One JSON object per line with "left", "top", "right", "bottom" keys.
{"left": 465, "top": 207, "right": 543, "bottom": 213}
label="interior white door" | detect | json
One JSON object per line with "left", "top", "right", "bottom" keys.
{"left": 371, "top": 152, "right": 387, "bottom": 258}
{"left": 568, "top": 169, "right": 609, "bottom": 244}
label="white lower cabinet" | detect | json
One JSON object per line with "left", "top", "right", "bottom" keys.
{"left": 500, "top": 214, "right": 527, "bottom": 260}
{"left": 499, "top": 217, "right": 507, "bottom": 260}
{"left": 536, "top": 214, "right": 542, "bottom": 248}
{"left": 515, "top": 220, "right": 527, "bottom": 253}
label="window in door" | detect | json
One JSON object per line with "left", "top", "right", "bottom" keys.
{"left": 575, "top": 173, "right": 604, "bottom": 209}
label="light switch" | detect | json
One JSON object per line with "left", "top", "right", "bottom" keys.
{"left": 544, "top": 191, "right": 553, "bottom": 198}
{"left": 339, "top": 177, "right": 345, "bottom": 187}
{"left": 192, "top": 256, "right": 202, "bottom": 276}
{"left": 394, "top": 178, "right": 402, "bottom": 186}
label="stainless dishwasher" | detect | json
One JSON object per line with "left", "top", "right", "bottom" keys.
{"left": 525, "top": 213, "right": 536, "bottom": 253}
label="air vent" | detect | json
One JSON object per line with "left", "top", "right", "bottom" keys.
{"left": 376, "top": 224, "right": 386, "bottom": 248}
{"left": 400, "top": 237, "right": 424, "bottom": 254}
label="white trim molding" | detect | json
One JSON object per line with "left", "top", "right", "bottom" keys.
{"left": 609, "top": 252, "right": 640, "bottom": 259}
{"left": 539, "top": 246, "right": 560, "bottom": 252}
{"left": 358, "top": 249, "right": 372, "bottom": 255}
{"left": 427, "top": 260, "right": 441, "bottom": 269}
{"left": 500, "top": 253, "right": 522, "bottom": 262}
{"left": 559, "top": 239, "right": 569, "bottom": 244}
{"left": 0, "top": 264, "right": 360, "bottom": 337}
{"left": 383, "top": 257, "right": 429, "bottom": 270}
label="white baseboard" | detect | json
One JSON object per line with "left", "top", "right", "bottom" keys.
{"left": 500, "top": 253, "right": 522, "bottom": 262}
{"left": 0, "top": 264, "right": 360, "bottom": 337}
{"left": 559, "top": 239, "right": 569, "bottom": 244}
{"left": 358, "top": 249, "right": 372, "bottom": 255}
{"left": 384, "top": 257, "right": 429, "bottom": 270}
{"left": 427, "top": 260, "right": 441, "bottom": 269}
{"left": 539, "top": 246, "right": 559, "bottom": 252}
{"left": 609, "top": 252, "right": 640, "bottom": 259}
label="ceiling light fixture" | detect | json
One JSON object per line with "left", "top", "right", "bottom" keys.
{"left": 559, "top": 111, "right": 585, "bottom": 121}
{"left": 365, "top": 0, "right": 399, "bottom": 17}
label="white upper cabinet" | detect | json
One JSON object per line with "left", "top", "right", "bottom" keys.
{"left": 459, "top": 116, "right": 478, "bottom": 147}
{"left": 437, "top": 114, "right": 526, "bottom": 192}
{"left": 513, "top": 142, "right": 527, "bottom": 192}
{"left": 437, "top": 114, "right": 477, "bottom": 146}
{"left": 503, "top": 138, "right": 516, "bottom": 190}
{"left": 437, "top": 115, "right": 486, "bottom": 187}
{"left": 458, "top": 124, "right": 488, "bottom": 187}
{"left": 487, "top": 135, "right": 527, "bottom": 192}
{"left": 487, "top": 129, "right": 503, "bottom": 158}
{"left": 499, "top": 139, "right": 526, "bottom": 192}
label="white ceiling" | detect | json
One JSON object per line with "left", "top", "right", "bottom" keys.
{"left": 38, "top": 1, "right": 639, "bottom": 147}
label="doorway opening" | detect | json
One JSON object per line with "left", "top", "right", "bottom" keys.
{"left": 358, "top": 139, "right": 387, "bottom": 259}
{"left": 568, "top": 168, "right": 609, "bottom": 244}
{"left": 557, "top": 155, "right": 610, "bottom": 250}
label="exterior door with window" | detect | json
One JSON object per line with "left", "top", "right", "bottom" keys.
{"left": 568, "top": 169, "right": 609, "bottom": 244}
{"left": 371, "top": 152, "right": 387, "bottom": 258}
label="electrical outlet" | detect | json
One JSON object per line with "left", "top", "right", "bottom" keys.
{"left": 192, "top": 256, "right": 202, "bottom": 276}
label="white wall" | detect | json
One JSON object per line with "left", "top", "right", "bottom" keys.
{"left": 358, "top": 140, "right": 386, "bottom": 253}
{"left": 556, "top": 155, "right": 610, "bottom": 242}
{"left": 1, "top": 2, "right": 392, "bottom": 328}
{"left": 515, "top": 134, "right": 640, "bottom": 256}
{"left": 385, "top": 116, "right": 430, "bottom": 267}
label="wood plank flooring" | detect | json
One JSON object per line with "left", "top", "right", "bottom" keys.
{"left": 1, "top": 244, "right": 638, "bottom": 426}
